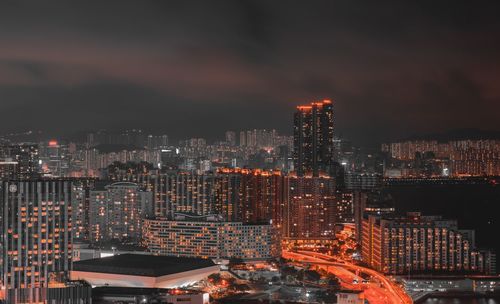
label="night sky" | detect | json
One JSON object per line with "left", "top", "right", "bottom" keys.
{"left": 1, "top": 1, "right": 500, "bottom": 144}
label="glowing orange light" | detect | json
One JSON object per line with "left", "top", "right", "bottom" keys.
{"left": 48, "top": 140, "right": 58, "bottom": 146}
{"left": 297, "top": 106, "right": 312, "bottom": 111}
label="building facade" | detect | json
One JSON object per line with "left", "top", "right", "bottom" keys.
{"left": 293, "top": 100, "right": 334, "bottom": 177}
{"left": 362, "top": 212, "right": 496, "bottom": 275}
{"left": 89, "top": 182, "right": 154, "bottom": 244}
{"left": 0, "top": 180, "right": 73, "bottom": 303}
{"left": 284, "top": 176, "right": 336, "bottom": 239}
{"left": 143, "top": 214, "right": 279, "bottom": 260}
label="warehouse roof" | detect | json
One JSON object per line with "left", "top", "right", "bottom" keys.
{"left": 73, "top": 254, "right": 217, "bottom": 277}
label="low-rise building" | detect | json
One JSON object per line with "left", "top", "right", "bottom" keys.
{"left": 403, "top": 276, "right": 500, "bottom": 293}
{"left": 92, "top": 287, "right": 209, "bottom": 304}
{"left": 336, "top": 290, "right": 365, "bottom": 304}
{"left": 70, "top": 254, "right": 219, "bottom": 289}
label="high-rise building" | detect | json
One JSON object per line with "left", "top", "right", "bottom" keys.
{"left": 71, "top": 178, "right": 98, "bottom": 242}
{"left": 362, "top": 212, "right": 496, "bottom": 275}
{"left": 2, "top": 144, "right": 40, "bottom": 179}
{"left": 246, "top": 130, "right": 256, "bottom": 147}
{"left": 120, "top": 169, "right": 286, "bottom": 230}
{"left": 225, "top": 131, "right": 236, "bottom": 146}
{"left": 146, "top": 134, "right": 169, "bottom": 150}
{"left": 344, "top": 172, "right": 383, "bottom": 191}
{"left": 0, "top": 160, "right": 18, "bottom": 180}
{"left": 293, "top": 100, "right": 334, "bottom": 177}
{"left": 284, "top": 176, "right": 336, "bottom": 239}
{"left": 354, "top": 190, "right": 395, "bottom": 243}
{"left": 335, "top": 191, "right": 354, "bottom": 223}
{"left": 153, "top": 172, "right": 217, "bottom": 218}
{"left": 89, "top": 182, "right": 153, "bottom": 244}
{"left": 239, "top": 131, "right": 246, "bottom": 147}
{"left": 216, "top": 168, "right": 286, "bottom": 229}
{"left": 0, "top": 180, "right": 73, "bottom": 303}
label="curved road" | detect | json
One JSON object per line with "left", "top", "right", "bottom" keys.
{"left": 282, "top": 250, "right": 413, "bottom": 304}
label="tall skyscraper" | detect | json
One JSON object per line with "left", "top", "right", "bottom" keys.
{"left": 293, "top": 99, "right": 334, "bottom": 177}
{"left": 0, "top": 180, "right": 73, "bottom": 303}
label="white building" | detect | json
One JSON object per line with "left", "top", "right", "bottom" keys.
{"left": 336, "top": 290, "right": 364, "bottom": 304}
{"left": 71, "top": 254, "right": 219, "bottom": 289}
{"left": 143, "top": 214, "right": 279, "bottom": 260}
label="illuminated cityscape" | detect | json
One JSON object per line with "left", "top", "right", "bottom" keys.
{"left": 1, "top": 2, "right": 500, "bottom": 304}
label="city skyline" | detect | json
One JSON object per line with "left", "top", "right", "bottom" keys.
{"left": 1, "top": 2, "right": 500, "bottom": 145}
{"left": 1, "top": 2, "right": 499, "bottom": 304}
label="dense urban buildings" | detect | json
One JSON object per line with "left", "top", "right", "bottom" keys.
{"left": 3, "top": 2, "right": 500, "bottom": 303}
{"left": 0, "top": 102, "right": 497, "bottom": 304}
{"left": 382, "top": 139, "right": 500, "bottom": 177}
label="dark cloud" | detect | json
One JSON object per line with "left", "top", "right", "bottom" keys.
{"left": 0, "top": 1, "right": 499, "bottom": 144}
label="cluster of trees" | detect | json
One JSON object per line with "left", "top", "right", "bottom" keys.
{"left": 280, "top": 266, "right": 340, "bottom": 289}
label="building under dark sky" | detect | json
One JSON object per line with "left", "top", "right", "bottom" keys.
{"left": 0, "top": 1, "right": 499, "bottom": 144}
{"left": 294, "top": 100, "right": 334, "bottom": 177}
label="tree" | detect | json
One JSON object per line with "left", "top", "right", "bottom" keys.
{"left": 304, "top": 270, "right": 321, "bottom": 282}
{"left": 327, "top": 277, "right": 341, "bottom": 289}
{"left": 208, "top": 273, "right": 222, "bottom": 284}
{"left": 280, "top": 266, "right": 297, "bottom": 279}
{"left": 296, "top": 270, "right": 305, "bottom": 282}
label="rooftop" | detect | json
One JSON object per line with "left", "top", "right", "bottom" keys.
{"left": 73, "top": 254, "right": 216, "bottom": 277}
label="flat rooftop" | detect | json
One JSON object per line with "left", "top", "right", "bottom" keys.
{"left": 73, "top": 254, "right": 216, "bottom": 277}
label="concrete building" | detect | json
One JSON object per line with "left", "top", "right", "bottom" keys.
{"left": 0, "top": 160, "right": 17, "bottom": 180}
{"left": 293, "top": 100, "right": 334, "bottom": 177}
{"left": 71, "top": 254, "right": 219, "bottom": 289}
{"left": 143, "top": 214, "right": 279, "bottom": 260}
{"left": 1, "top": 144, "right": 40, "bottom": 179}
{"left": 336, "top": 290, "right": 364, "bottom": 304}
{"left": 92, "top": 287, "right": 209, "bottom": 304}
{"left": 0, "top": 180, "right": 73, "bottom": 303}
{"left": 362, "top": 212, "right": 496, "bottom": 275}
{"left": 284, "top": 176, "right": 336, "bottom": 239}
{"left": 89, "top": 182, "right": 153, "bottom": 244}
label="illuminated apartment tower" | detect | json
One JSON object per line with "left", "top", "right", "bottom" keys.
{"left": 143, "top": 214, "right": 279, "bottom": 260}
{"left": 89, "top": 182, "right": 153, "bottom": 244}
{"left": 216, "top": 168, "right": 287, "bottom": 228}
{"left": 154, "top": 172, "right": 216, "bottom": 218}
{"left": 293, "top": 100, "right": 334, "bottom": 177}
{"left": 0, "top": 180, "right": 73, "bottom": 303}
{"left": 2, "top": 144, "right": 40, "bottom": 179}
{"left": 362, "top": 212, "right": 496, "bottom": 275}
{"left": 285, "top": 176, "right": 336, "bottom": 239}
